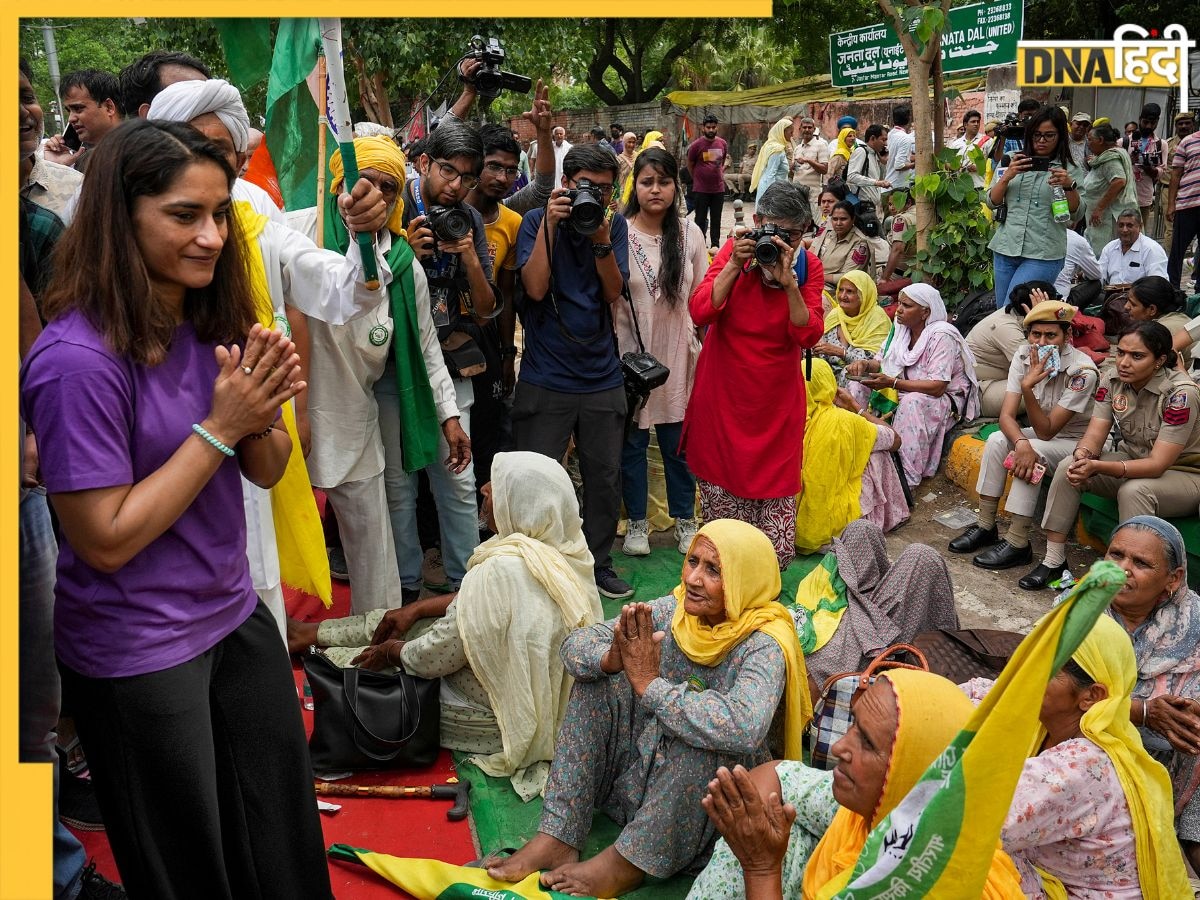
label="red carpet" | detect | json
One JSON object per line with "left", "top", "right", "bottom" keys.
{"left": 72, "top": 570, "right": 475, "bottom": 899}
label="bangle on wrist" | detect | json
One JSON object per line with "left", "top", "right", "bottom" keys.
{"left": 192, "top": 423, "right": 235, "bottom": 457}
{"left": 246, "top": 425, "right": 275, "bottom": 440}
{"left": 1119, "top": 460, "right": 1128, "bottom": 479}
{"left": 1142, "top": 698, "right": 1149, "bottom": 725}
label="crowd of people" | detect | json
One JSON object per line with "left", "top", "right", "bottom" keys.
{"left": 16, "top": 43, "right": 1200, "bottom": 900}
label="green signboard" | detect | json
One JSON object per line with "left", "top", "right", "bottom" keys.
{"left": 829, "top": 0, "right": 1024, "bottom": 89}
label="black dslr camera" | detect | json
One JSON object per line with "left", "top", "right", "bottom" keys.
{"left": 565, "top": 178, "right": 607, "bottom": 235}
{"left": 744, "top": 223, "right": 785, "bottom": 267}
{"left": 426, "top": 205, "right": 473, "bottom": 242}
{"left": 464, "top": 36, "right": 532, "bottom": 101}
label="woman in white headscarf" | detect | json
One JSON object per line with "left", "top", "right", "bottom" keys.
{"left": 289, "top": 451, "right": 602, "bottom": 799}
{"left": 846, "top": 283, "right": 980, "bottom": 486}
{"left": 750, "top": 117, "right": 794, "bottom": 204}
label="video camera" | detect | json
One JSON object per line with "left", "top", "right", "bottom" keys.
{"left": 565, "top": 178, "right": 607, "bottom": 235}
{"left": 464, "top": 36, "right": 532, "bottom": 101}
{"left": 744, "top": 223, "right": 786, "bottom": 267}
{"left": 999, "top": 112, "right": 1025, "bottom": 141}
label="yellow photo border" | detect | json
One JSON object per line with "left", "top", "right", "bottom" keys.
{"left": 5, "top": 4, "right": 772, "bottom": 896}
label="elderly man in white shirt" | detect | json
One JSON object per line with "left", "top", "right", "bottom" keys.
{"left": 1054, "top": 227, "right": 1102, "bottom": 298}
{"left": 1099, "top": 207, "right": 1168, "bottom": 286}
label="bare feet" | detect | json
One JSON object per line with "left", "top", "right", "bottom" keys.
{"left": 541, "top": 845, "right": 645, "bottom": 898}
{"left": 486, "top": 832, "right": 578, "bottom": 883}
{"left": 286, "top": 617, "right": 319, "bottom": 656}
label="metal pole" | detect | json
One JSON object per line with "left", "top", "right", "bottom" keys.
{"left": 41, "top": 20, "right": 63, "bottom": 134}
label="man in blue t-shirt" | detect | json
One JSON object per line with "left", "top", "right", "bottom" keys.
{"left": 514, "top": 144, "right": 633, "bottom": 599}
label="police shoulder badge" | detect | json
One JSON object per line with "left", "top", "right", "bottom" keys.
{"left": 1163, "top": 389, "right": 1192, "bottom": 426}
{"left": 1112, "top": 393, "right": 1129, "bottom": 412}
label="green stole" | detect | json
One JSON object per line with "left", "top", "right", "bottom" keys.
{"left": 322, "top": 201, "right": 440, "bottom": 473}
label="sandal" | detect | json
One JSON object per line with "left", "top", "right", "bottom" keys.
{"left": 56, "top": 725, "right": 90, "bottom": 780}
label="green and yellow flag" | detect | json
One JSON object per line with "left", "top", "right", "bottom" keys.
{"left": 328, "top": 845, "right": 613, "bottom": 899}
{"left": 789, "top": 551, "right": 849, "bottom": 655}
{"left": 831, "top": 559, "right": 1126, "bottom": 899}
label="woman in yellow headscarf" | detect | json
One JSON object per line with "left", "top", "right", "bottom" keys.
{"left": 487, "top": 519, "right": 810, "bottom": 899}
{"left": 826, "top": 126, "right": 857, "bottom": 183}
{"left": 985, "top": 614, "right": 1192, "bottom": 898}
{"left": 692, "top": 669, "right": 1023, "bottom": 899}
{"left": 750, "top": 117, "right": 794, "bottom": 202}
{"left": 813, "top": 271, "right": 893, "bottom": 387}
{"left": 794, "top": 358, "right": 903, "bottom": 554}
{"left": 620, "top": 129, "right": 666, "bottom": 203}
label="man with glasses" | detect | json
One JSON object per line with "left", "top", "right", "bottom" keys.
{"left": 396, "top": 121, "right": 496, "bottom": 597}
{"left": 514, "top": 144, "right": 634, "bottom": 600}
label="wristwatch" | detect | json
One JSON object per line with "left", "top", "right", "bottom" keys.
{"left": 1066, "top": 181, "right": 1078, "bottom": 191}
{"left": 499, "top": 346, "right": 518, "bottom": 360}
{"left": 591, "top": 243, "right": 613, "bottom": 258}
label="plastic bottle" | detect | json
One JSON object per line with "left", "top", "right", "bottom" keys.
{"left": 302, "top": 677, "right": 314, "bottom": 710}
{"left": 1051, "top": 182, "right": 1071, "bottom": 224}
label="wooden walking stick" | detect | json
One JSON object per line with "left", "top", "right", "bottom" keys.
{"left": 315, "top": 53, "right": 328, "bottom": 247}
{"left": 314, "top": 780, "right": 472, "bottom": 820}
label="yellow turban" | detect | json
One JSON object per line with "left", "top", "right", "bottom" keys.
{"left": 329, "top": 134, "right": 407, "bottom": 236}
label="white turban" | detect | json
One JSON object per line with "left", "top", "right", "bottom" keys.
{"left": 147, "top": 78, "right": 250, "bottom": 153}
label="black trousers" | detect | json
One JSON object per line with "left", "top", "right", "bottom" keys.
{"left": 511, "top": 381, "right": 626, "bottom": 571}
{"left": 60, "top": 602, "right": 332, "bottom": 900}
{"left": 692, "top": 191, "right": 726, "bottom": 248}
{"left": 1168, "top": 205, "right": 1200, "bottom": 289}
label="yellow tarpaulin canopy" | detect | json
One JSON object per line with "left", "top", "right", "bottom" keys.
{"left": 667, "top": 70, "right": 987, "bottom": 110}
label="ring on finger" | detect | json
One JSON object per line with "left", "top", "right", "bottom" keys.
{"left": 241, "top": 365, "right": 254, "bottom": 376}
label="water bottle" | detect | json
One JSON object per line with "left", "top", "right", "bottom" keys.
{"left": 1050, "top": 182, "right": 1071, "bottom": 224}
{"left": 302, "top": 676, "right": 314, "bottom": 710}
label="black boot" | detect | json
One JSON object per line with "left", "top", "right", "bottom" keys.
{"left": 948, "top": 524, "right": 999, "bottom": 554}
{"left": 1018, "top": 563, "right": 1060, "bottom": 591}
{"left": 973, "top": 541, "right": 1033, "bottom": 570}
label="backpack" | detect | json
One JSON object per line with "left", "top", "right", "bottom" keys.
{"left": 951, "top": 288, "right": 996, "bottom": 337}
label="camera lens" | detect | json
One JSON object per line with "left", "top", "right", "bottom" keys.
{"left": 569, "top": 194, "right": 605, "bottom": 235}
{"left": 430, "top": 207, "right": 473, "bottom": 242}
{"left": 754, "top": 236, "right": 781, "bottom": 267}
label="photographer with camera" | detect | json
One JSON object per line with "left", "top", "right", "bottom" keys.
{"left": 393, "top": 121, "right": 496, "bottom": 597}
{"left": 987, "top": 105, "right": 1083, "bottom": 307}
{"left": 1120, "top": 103, "right": 1165, "bottom": 225}
{"left": 847, "top": 124, "right": 891, "bottom": 216}
{"left": 987, "top": 99, "right": 1041, "bottom": 182}
{"left": 513, "top": 144, "right": 633, "bottom": 599}
{"left": 681, "top": 182, "right": 825, "bottom": 570}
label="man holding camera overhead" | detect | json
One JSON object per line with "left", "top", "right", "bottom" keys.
{"left": 514, "top": 144, "right": 634, "bottom": 600}
{"left": 392, "top": 121, "right": 496, "bottom": 596}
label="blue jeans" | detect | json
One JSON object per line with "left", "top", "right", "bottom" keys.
{"left": 375, "top": 367, "right": 477, "bottom": 591}
{"left": 620, "top": 423, "right": 695, "bottom": 521}
{"left": 20, "top": 490, "right": 87, "bottom": 898}
{"left": 992, "top": 253, "right": 1065, "bottom": 308}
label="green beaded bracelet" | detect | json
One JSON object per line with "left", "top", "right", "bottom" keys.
{"left": 192, "top": 423, "right": 235, "bottom": 457}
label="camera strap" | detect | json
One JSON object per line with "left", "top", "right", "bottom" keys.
{"left": 541, "top": 213, "right": 611, "bottom": 345}
{"left": 411, "top": 175, "right": 452, "bottom": 279}
{"left": 621, "top": 284, "right": 649, "bottom": 355}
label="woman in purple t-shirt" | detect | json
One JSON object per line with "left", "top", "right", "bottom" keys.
{"left": 20, "top": 120, "right": 333, "bottom": 898}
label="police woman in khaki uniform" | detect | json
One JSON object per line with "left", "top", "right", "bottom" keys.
{"left": 950, "top": 298, "right": 1098, "bottom": 569}
{"left": 1021, "top": 320, "right": 1200, "bottom": 589}
{"left": 812, "top": 200, "right": 873, "bottom": 294}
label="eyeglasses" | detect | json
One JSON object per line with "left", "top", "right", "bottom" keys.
{"left": 483, "top": 162, "right": 520, "bottom": 178}
{"left": 432, "top": 159, "right": 480, "bottom": 190}
{"left": 1031, "top": 131, "right": 1058, "bottom": 143}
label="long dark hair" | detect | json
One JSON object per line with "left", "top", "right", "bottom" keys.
{"left": 42, "top": 119, "right": 257, "bottom": 366}
{"left": 1130, "top": 275, "right": 1184, "bottom": 317}
{"left": 623, "top": 147, "right": 685, "bottom": 308}
{"left": 1024, "top": 105, "right": 1073, "bottom": 169}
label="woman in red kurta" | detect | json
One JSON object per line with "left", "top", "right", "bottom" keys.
{"left": 681, "top": 182, "right": 825, "bottom": 568}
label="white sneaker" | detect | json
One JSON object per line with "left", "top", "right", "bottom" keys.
{"left": 675, "top": 517, "right": 700, "bottom": 554}
{"left": 622, "top": 519, "right": 651, "bottom": 556}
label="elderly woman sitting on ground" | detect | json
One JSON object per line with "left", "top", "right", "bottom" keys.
{"left": 1086, "top": 515, "right": 1200, "bottom": 873}
{"left": 487, "top": 520, "right": 811, "bottom": 898}
{"left": 287, "top": 451, "right": 602, "bottom": 798}
{"left": 963, "top": 614, "right": 1191, "bottom": 898}
{"left": 691, "top": 669, "right": 1022, "bottom": 899}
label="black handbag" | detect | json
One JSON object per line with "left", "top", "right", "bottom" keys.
{"left": 302, "top": 648, "right": 440, "bottom": 772}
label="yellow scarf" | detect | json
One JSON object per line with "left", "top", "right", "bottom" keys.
{"left": 803, "top": 669, "right": 1023, "bottom": 899}
{"left": 327, "top": 134, "right": 407, "bottom": 236}
{"left": 822, "top": 271, "right": 892, "bottom": 355}
{"left": 794, "top": 359, "right": 878, "bottom": 554}
{"left": 235, "top": 202, "right": 333, "bottom": 607}
{"left": 1064, "top": 616, "right": 1192, "bottom": 898}
{"left": 750, "top": 117, "right": 793, "bottom": 192}
{"left": 832, "top": 126, "right": 856, "bottom": 162}
{"left": 621, "top": 130, "right": 665, "bottom": 204}
{"left": 670, "top": 519, "right": 812, "bottom": 759}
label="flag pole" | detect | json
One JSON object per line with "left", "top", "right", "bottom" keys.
{"left": 318, "top": 18, "right": 380, "bottom": 290}
{"left": 315, "top": 52, "right": 327, "bottom": 247}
